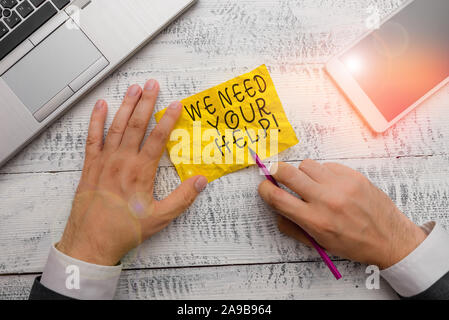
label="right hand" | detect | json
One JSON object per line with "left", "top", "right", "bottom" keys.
{"left": 258, "top": 160, "right": 427, "bottom": 269}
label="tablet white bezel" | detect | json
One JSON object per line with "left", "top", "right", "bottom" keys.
{"left": 325, "top": 0, "right": 449, "bottom": 133}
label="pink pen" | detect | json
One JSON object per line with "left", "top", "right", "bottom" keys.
{"left": 248, "top": 147, "right": 342, "bottom": 280}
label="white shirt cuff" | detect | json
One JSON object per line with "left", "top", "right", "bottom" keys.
{"left": 40, "top": 244, "right": 122, "bottom": 300}
{"left": 380, "top": 222, "right": 449, "bottom": 298}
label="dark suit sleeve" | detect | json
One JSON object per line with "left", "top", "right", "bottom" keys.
{"left": 400, "top": 271, "right": 449, "bottom": 300}
{"left": 28, "top": 276, "right": 75, "bottom": 300}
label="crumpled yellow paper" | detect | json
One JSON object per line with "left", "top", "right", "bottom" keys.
{"left": 155, "top": 65, "right": 298, "bottom": 182}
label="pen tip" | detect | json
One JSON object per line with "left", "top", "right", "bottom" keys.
{"left": 248, "top": 147, "right": 256, "bottom": 159}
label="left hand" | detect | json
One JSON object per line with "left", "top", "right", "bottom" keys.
{"left": 57, "top": 80, "right": 208, "bottom": 266}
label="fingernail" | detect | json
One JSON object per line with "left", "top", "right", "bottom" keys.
{"left": 144, "top": 79, "right": 157, "bottom": 91}
{"left": 95, "top": 100, "right": 105, "bottom": 110}
{"left": 127, "top": 85, "right": 141, "bottom": 97}
{"left": 194, "top": 176, "right": 208, "bottom": 193}
{"left": 169, "top": 101, "right": 182, "bottom": 110}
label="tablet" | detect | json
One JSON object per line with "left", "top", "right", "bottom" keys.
{"left": 326, "top": 0, "right": 449, "bottom": 132}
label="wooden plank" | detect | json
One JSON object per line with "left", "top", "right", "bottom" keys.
{"left": 4, "top": 0, "right": 449, "bottom": 174}
{"left": 1, "top": 156, "right": 448, "bottom": 274}
{"left": 0, "top": 261, "right": 398, "bottom": 300}
{"left": 0, "top": 0, "right": 444, "bottom": 301}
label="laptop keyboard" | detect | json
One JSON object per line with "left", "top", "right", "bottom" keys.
{"left": 0, "top": 0, "right": 71, "bottom": 60}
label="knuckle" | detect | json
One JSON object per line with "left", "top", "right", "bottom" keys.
{"left": 275, "top": 163, "right": 294, "bottom": 183}
{"left": 107, "top": 156, "right": 124, "bottom": 175}
{"left": 326, "top": 195, "right": 346, "bottom": 211}
{"left": 320, "top": 220, "right": 335, "bottom": 235}
{"left": 127, "top": 117, "right": 146, "bottom": 130}
{"left": 109, "top": 164, "right": 121, "bottom": 177}
{"left": 85, "top": 135, "right": 100, "bottom": 147}
{"left": 281, "top": 173, "right": 297, "bottom": 189}
{"left": 143, "top": 146, "right": 159, "bottom": 161}
{"left": 126, "top": 175, "right": 138, "bottom": 186}
{"left": 344, "top": 175, "right": 366, "bottom": 195}
{"left": 151, "top": 128, "right": 168, "bottom": 141}
{"left": 303, "top": 218, "right": 319, "bottom": 235}
{"left": 302, "top": 158, "right": 315, "bottom": 166}
{"left": 266, "top": 187, "right": 285, "bottom": 210}
{"left": 312, "top": 217, "right": 335, "bottom": 235}
{"left": 126, "top": 164, "right": 140, "bottom": 180}
{"left": 299, "top": 159, "right": 315, "bottom": 170}
{"left": 181, "top": 190, "right": 195, "bottom": 206}
{"left": 86, "top": 135, "right": 103, "bottom": 149}
{"left": 108, "top": 123, "right": 123, "bottom": 135}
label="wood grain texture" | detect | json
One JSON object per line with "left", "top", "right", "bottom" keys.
{"left": 1, "top": 156, "right": 448, "bottom": 274}
{"left": 0, "top": 261, "right": 398, "bottom": 300}
{"left": 3, "top": 0, "right": 449, "bottom": 174}
{"left": 1, "top": 0, "right": 448, "bottom": 300}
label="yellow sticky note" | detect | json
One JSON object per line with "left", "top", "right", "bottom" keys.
{"left": 155, "top": 65, "right": 298, "bottom": 182}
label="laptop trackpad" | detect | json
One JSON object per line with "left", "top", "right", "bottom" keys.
{"left": 2, "top": 21, "right": 103, "bottom": 115}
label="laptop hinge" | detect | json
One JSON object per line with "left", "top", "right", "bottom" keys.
{"left": 72, "top": 0, "right": 92, "bottom": 10}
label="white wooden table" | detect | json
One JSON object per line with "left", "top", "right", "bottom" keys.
{"left": 1, "top": 0, "right": 448, "bottom": 300}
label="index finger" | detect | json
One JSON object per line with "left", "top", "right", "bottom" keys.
{"left": 272, "top": 162, "right": 321, "bottom": 202}
{"left": 258, "top": 180, "right": 312, "bottom": 229}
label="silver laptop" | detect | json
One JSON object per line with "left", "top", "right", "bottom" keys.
{"left": 0, "top": 0, "right": 196, "bottom": 166}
